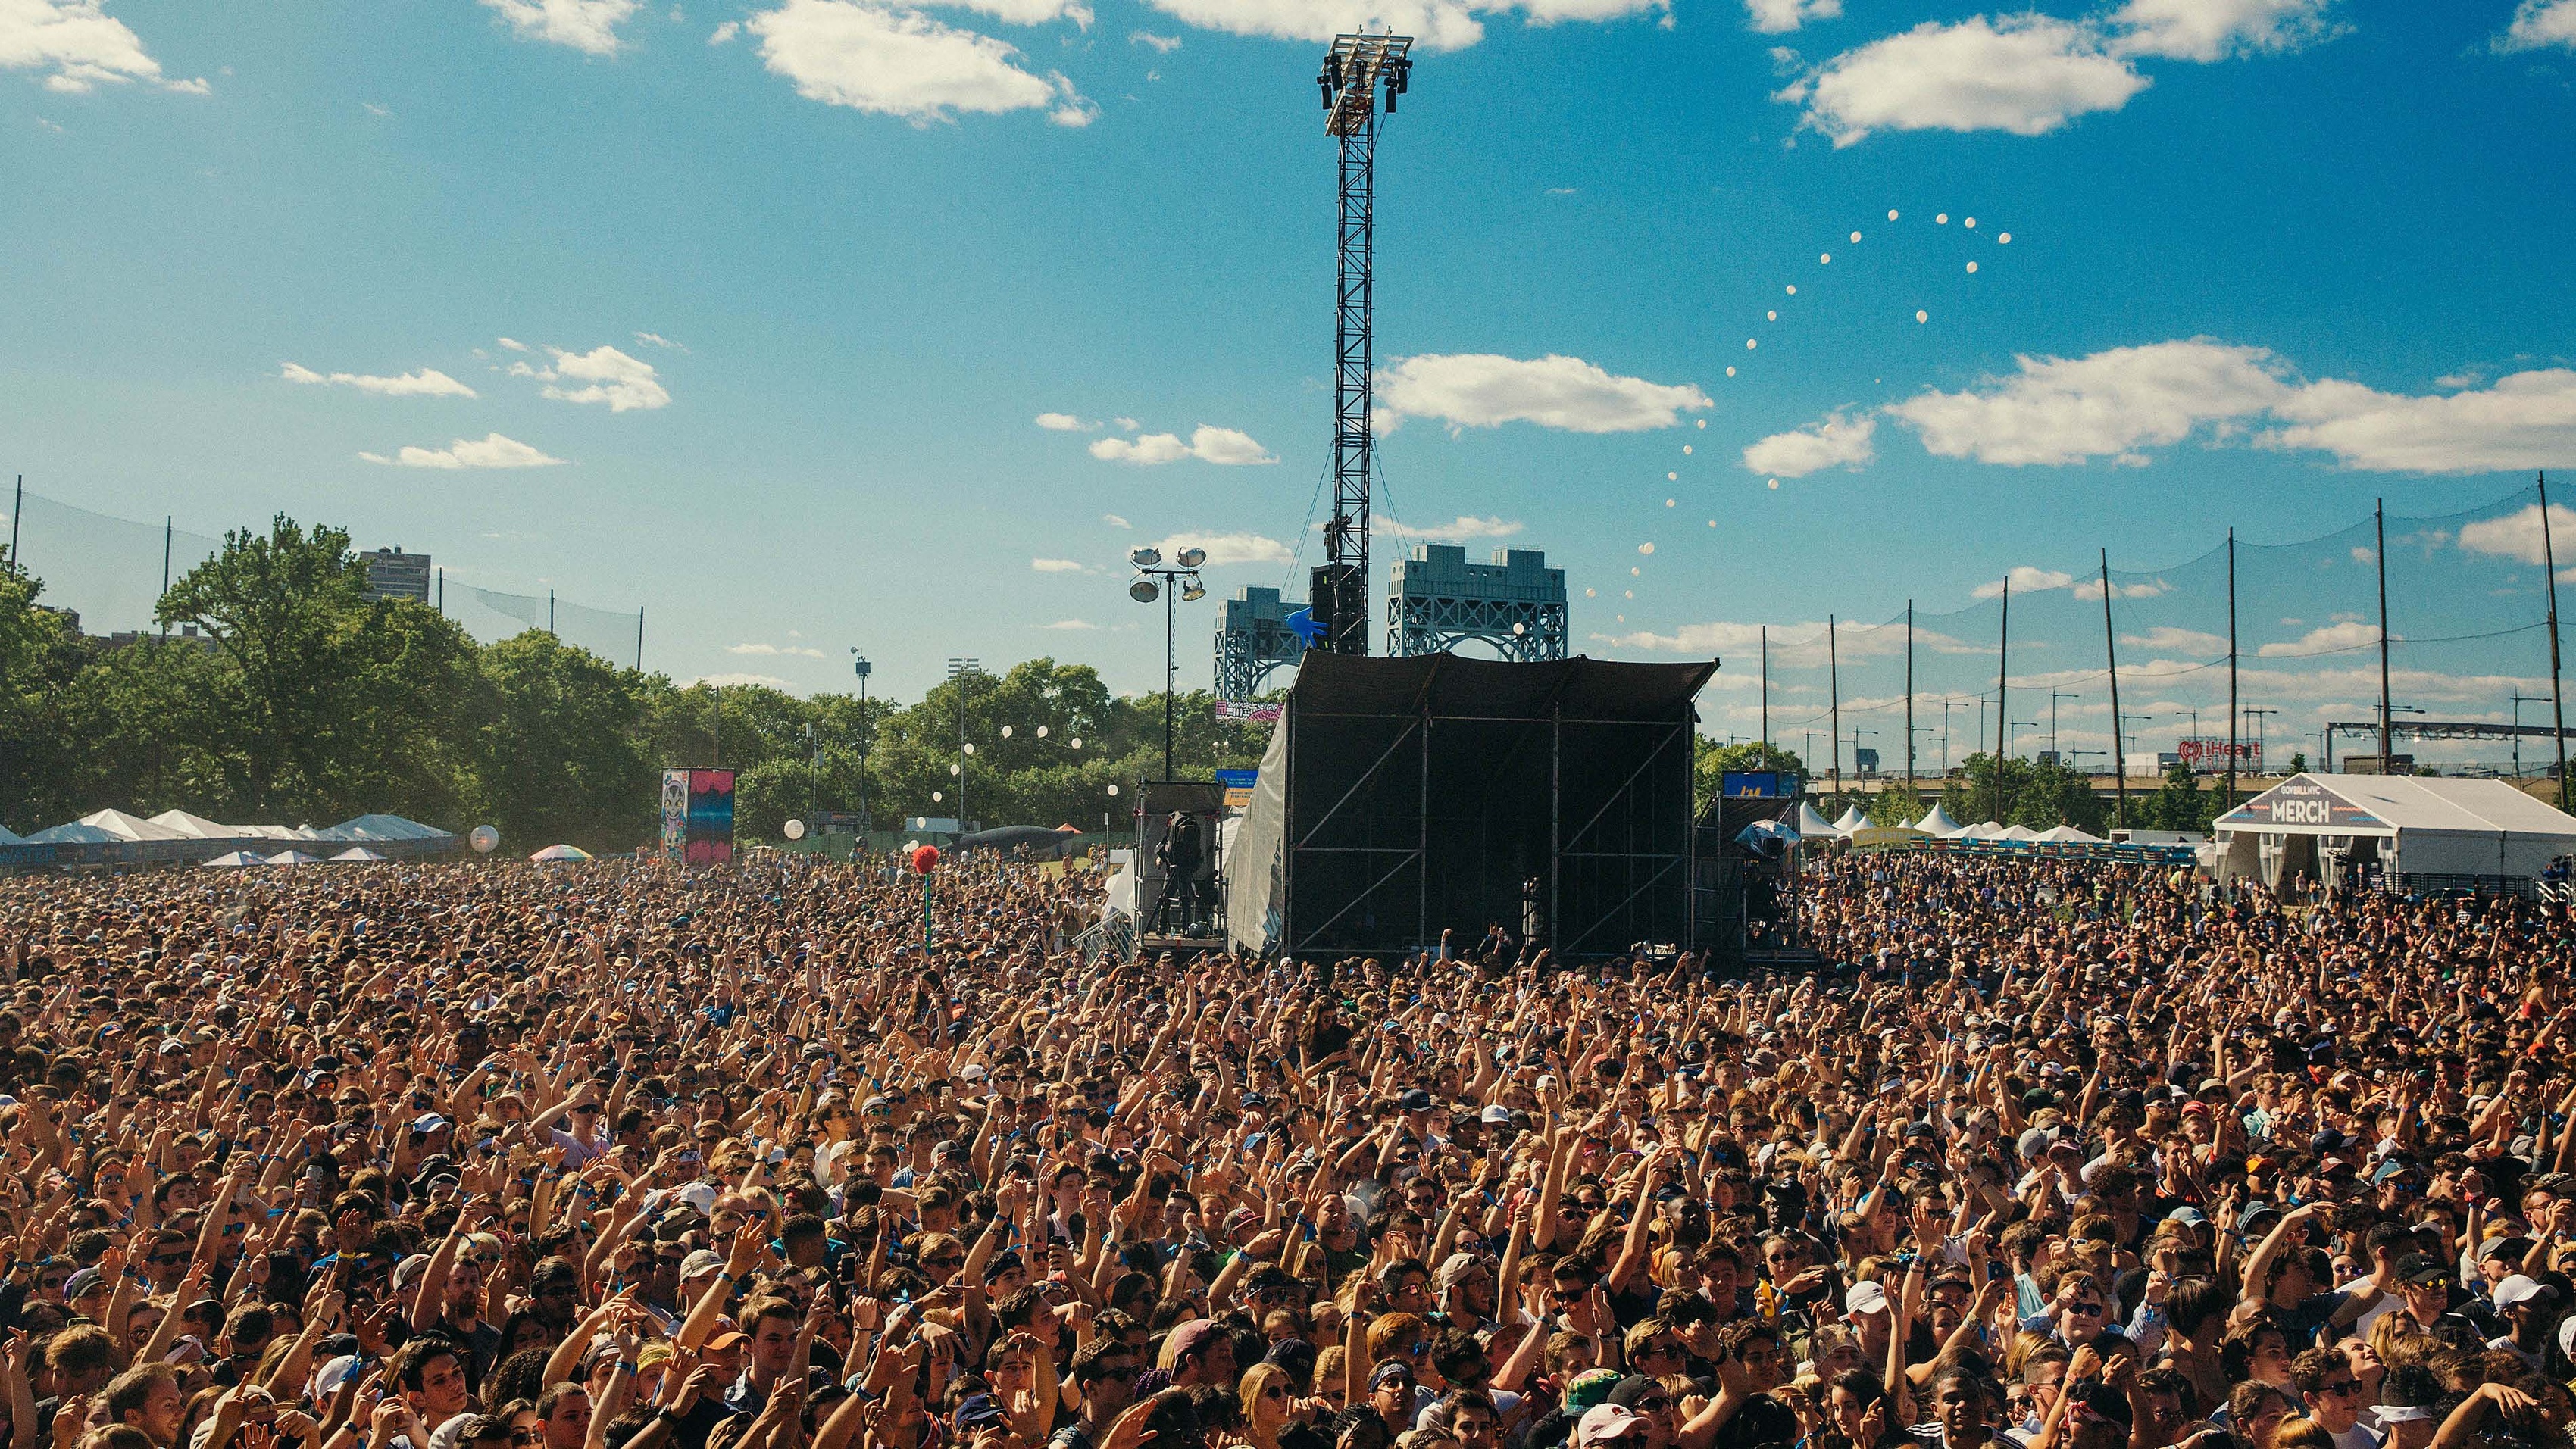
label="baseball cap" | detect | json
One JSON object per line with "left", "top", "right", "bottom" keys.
{"left": 2493, "top": 1274, "right": 2554, "bottom": 1310}
{"left": 953, "top": 1394, "right": 1006, "bottom": 1432}
{"left": 1562, "top": 1369, "right": 1625, "bottom": 1413}
{"left": 1166, "top": 1319, "right": 1226, "bottom": 1364}
{"left": 1399, "top": 1088, "right": 1435, "bottom": 1112}
{"left": 1482, "top": 1104, "right": 1512, "bottom": 1125}
{"left": 1846, "top": 1281, "right": 1890, "bottom": 1317}
{"left": 2395, "top": 1254, "right": 2450, "bottom": 1288}
{"left": 1577, "top": 1404, "right": 1652, "bottom": 1446}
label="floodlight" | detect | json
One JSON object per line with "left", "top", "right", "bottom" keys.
{"left": 1130, "top": 547, "right": 1163, "bottom": 568}
{"left": 1130, "top": 578, "right": 1160, "bottom": 603}
{"left": 1177, "top": 546, "right": 1208, "bottom": 568}
{"left": 1181, "top": 578, "right": 1207, "bottom": 602}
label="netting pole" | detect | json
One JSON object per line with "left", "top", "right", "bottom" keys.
{"left": 160, "top": 517, "right": 171, "bottom": 636}
{"left": 1752, "top": 630, "right": 1772, "bottom": 746}
{"left": 549, "top": 589, "right": 557, "bottom": 635}
{"left": 1905, "top": 602, "right": 1915, "bottom": 804}
{"left": 1828, "top": 614, "right": 1840, "bottom": 801}
{"left": 2227, "top": 529, "right": 2238, "bottom": 808}
{"left": 2542, "top": 473, "right": 2568, "bottom": 814}
{"left": 2102, "top": 549, "right": 2126, "bottom": 829}
{"left": 436, "top": 568, "right": 444, "bottom": 614}
{"left": 8, "top": 476, "right": 20, "bottom": 573}
{"left": 1995, "top": 576, "right": 2010, "bottom": 823}
{"left": 636, "top": 607, "right": 645, "bottom": 671}
{"left": 2375, "top": 500, "right": 2393, "bottom": 769}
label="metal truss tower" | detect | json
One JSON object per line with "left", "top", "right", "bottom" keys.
{"left": 1387, "top": 545, "right": 1568, "bottom": 660}
{"left": 1311, "top": 33, "right": 1412, "bottom": 657}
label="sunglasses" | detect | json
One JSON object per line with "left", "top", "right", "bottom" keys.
{"left": 2319, "top": 1382, "right": 2362, "bottom": 1398}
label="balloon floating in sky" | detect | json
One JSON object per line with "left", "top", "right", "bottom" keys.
{"left": 1668, "top": 471, "right": 1678, "bottom": 481}
{"left": 1966, "top": 261, "right": 1978, "bottom": 273}
{"left": 1887, "top": 208, "right": 1899, "bottom": 220}
{"left": 1665, "top": 498, "right": 1676, "bottom": 507}
{"left": 1999, "top": 233, "right": 2012, "bottom": 244}
{"left": 1696, "top": 418, "right": 1707, "bottom": 428}
{"left": 1786, "top": 284, "right": 1797, "bottom": 295}
{"left": 1819, "top": 252, "right": 1831, "bottom": 264}
{"left": 1936, "top": 213, "right": 1949, "bottom": 224}
{"left": 1682, "top": 444, "right": 1693, "bottom": 454}
{"left": 1849, "top": 230, "right": 1862, "bottom": 243}
{"left": 1746, "top": 339, "right": 1758, "bottom": 350}
{"left": 1585, "top": 587, "right": 1596, "bottom": 598}
{"left": 1965, "top": 217, "right": 1976, "bottom": 228}
{"left": 1768, "top": 479, "right": 1780, "bottom": 489}
{"left": 1726, "top": 366, "right": 1736, "bottom": 376}
{"left": 1917, "top": 309, "right": 1929, "bottom": 323}
{"left": 1766, "top": 310, "right": 1777, "bottom": 321}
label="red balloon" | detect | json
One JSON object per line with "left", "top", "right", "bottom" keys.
{"left": 910, "top": 845, "right": 940, "bottom": 876}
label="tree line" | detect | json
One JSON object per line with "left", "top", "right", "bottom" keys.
{"left": 1694, "top": 739, "right": 2235, "bottom": 835}
{"left": 0, "top": 517, "right": 1271, "bottom": 852}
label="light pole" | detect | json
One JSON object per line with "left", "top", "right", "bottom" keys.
{"left": 2048, "top": 692, "right": 2078, "bottom": 760}
{"left": 1130, "top": 546, "right": 1208, "bottom": 782}
{"left": 802, "top": 723, "right": 819, "bottom": 826}
{"left": 2009, "top": 720, "right": 2037, "bottom": 759}
{"left": 947, "top": 657, "right": 981, "bottom": 829}
{"left": 850, "top": 651, "right": 872, "bottom": 835}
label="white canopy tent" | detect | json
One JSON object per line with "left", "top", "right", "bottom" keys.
{"left": 1795, "top": 803, "right": 1838, "bottom": 838}
{"left": 1830, "top": 805, "right": 1868, "bottom": 835}
{"left": 200, "top": 851, "right": 266, "bottom": 867}
{"left": 266, "top": 850, "right": 324, "bottom": 866}
{"left": 330, "top": 846, "right": 388, "bottom": 863}
{"left": 2038, "top": 823, "right": 2106, "bottom": 843}
{"left": 2212, "top": 774, "right": 2576, "bottom": 890}
{"left": 1998, "top": 824, "right": 2043, "bottom": 842}
{"left": 1915, "top": 803, "right": 1963, "bottom": 837}
{"left": 148, "top": 810, "right": 237, "bottom": 838}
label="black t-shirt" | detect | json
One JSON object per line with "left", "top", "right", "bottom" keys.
{"left": 1715, "top": 1394, "right": 1799, "bottom": 1449}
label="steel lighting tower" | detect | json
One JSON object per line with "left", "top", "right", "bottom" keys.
{"left": 1311, "top": 32, "right": 1413, "bottom": 657}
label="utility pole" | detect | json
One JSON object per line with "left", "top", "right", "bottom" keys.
{"left": 2376, "top": 498, "right": 2394, "bottom": 770}
{"left": 7, "top": 476, "right": 19, "bottom": 574}
{"left": 2542, "top": 473, "right": 2568, "bottom": 811}
{"left": 636, "top": 607, "right": 645, "bottom": 671}
{"left": 2102, "top": 548, "right": 2127, "bottom": 826}
{"left": 2048, "top": 691, "right": 2079, "bottom": 759}
{"left": 1942, "top": 700, "right": 1965, "bottom": 775}
{"left": 2227, "top": 528, "right": 2240, "bottom": 808}
{"left": 1994, "top": 575, "right": 2011, "bottom": 823}
{"left": 1760, "top": 625, "right": 1768, "bottom": 745}
{"left": 1828, "top": 613, "right": 1840, "bottom": 798}
{"left": 2244, "top": 707, "right": 2279, "bottom": 776}
{"left": 160, "top": 517, "right": 172, "bottom": 636}
{"left": 1904, "top": 603, "right": 1916, "bottom": 798}
{"left": 2513, "top": 693, "right": 2547, "bottom": 779}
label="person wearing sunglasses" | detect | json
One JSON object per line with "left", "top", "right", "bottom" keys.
{"left": 1050, "top": 1340, "right": 1140, "bottom": 1449}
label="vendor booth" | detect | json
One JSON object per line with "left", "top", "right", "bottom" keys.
{"left": 2211, "top": 773, "right": 2576, "bottom": 893}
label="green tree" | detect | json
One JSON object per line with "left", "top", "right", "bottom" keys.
{"left": 157, "top": 516, "right": 373, "bottom": 814}
{"left": 475, "top": 632, "right": 652, "bottom": 851}
{"left": 1693, "top": 739, "right": 1805, "bottom": 811}
{"left": 1866, "top": 782, "right": 1926, "bottom": 827}
{"left": 0, "top": 563, "right": 98, "bottom": 829}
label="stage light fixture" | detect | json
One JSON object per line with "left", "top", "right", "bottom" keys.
{"left": 1131, "top": 547, "right": 1163, "bottom": 568}
{"left": 1130, "top": 578, "right": 1160, "bottom": 603}
{"left": 1177, "top": 546, "right": 1208, "bottom": 568}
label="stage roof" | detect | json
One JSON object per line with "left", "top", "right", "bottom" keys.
{"left": 1286, "top": 651, "right": 1717, "bottom": 722}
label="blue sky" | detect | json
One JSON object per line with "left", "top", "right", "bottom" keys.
{"left": 5, "top": 0, "right": 2574, "bottom": 766}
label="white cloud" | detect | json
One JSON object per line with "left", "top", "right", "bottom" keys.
{"left": 1102, "top": 513, "right": 1132, "bottom": 529}
{"left": 1379, "top": 515, "right": 1524, "bottom": 539}
{"left": 2456, "top": 504, "right": 2576, "bottom": 568}
{"left": 1154, "top": 531, "right": 1292, "bottom": 567}
{"left": 711, "top": 18, "right": 741, "bottom": 40}
{"left": 2074, "top": 575, "right": 2171, "bottom": 600}
{"left": 1138, "top": 0, "right": 1665, "bottom": 52}
{"left": 1890, "top": 339, "right": 2289, "bottom": 467}
{"left": 497, "top": 337, "right": 530, "bottom": 351}
{"left": 1031, "top": 557, "right": 1087, "bottom": 572}
{"left": 2109, "top": 0, "right": 2338, "bottom": 60}
{"left": 479, "top": 0, "right": 644, "bottom": 55}
{"left": 2120, "top": 625, "right": 2227, "bottom": 654}
{"left": 1740, "top": 411, "right": 1875, "bottom": 477}
{"left": 358, "top": 433, "right": 567, "bottom": 470}
{"left": 2265, "top": 369, "right": 2576, "bottom": 474}
{"left": 2258, "top": 620, "right": 2382, "bottom": 657}
{"left": 1130, "top": 27, "right": 1179, "bottom": 48}
{"left": 281, "top": 361, "right": 478, "bottom": 398}
{"left": 633, "top": 330, "right": 688, "bottom": 351}
{"left": 2495, "top": 0, "right": 2576, "bottom": 51}
{"left": 1743, "top": 0, "right": 1837, "bottom": 32}
{"left": 748, "top": 0, "right": 1091, "bottom": 125}
{"left": 944, "top": 0, "right": 1093, "bottom": 29}
{"left": 1040, "top": 618, "right": 1099, "bottom": 629}
{"left": 0, "top": 0, "right": 208, "bottom": 93}
{"left": 1087, "top": 424, "right": 1274, "bottom": 465}
{"left": 1971, "top": 565, "right": 2074, "bottom": 599}
{"left": 1777, "top": 14, "right": 2147, "bottom": 146}
{"left": 517, "top": 344, "right": 671, "bottom": 411}
{"left": 686, "top": 672, "right": 794, "bottom": 689}
{"left": 1035, "top": 411, "right": 1096, "bottom": 431}
{"left": 1377, "top": 352, "right": 1710, "bottom": 433}
{"left": 727, "top": 642, "right": 829, "bottom": 658}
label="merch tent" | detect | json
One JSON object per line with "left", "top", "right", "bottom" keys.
{"left": 2037, "top": 824, "right": 2106, "bottom": 843}
{"left": 1794, "top": 803, "right": 1838, "bottom": 838}
{"left": 2212, "top": 774, "right": 2576, "bottom": 892}
{"left": 1830, "top": 806, "right": 1867, "bottom": 835}
{"left": 1915, "top": 803, "right": 1963, "bottom": 837}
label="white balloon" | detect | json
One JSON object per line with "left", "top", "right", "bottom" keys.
{"left": 1849, "top": 230, "right": 1861, "bottom": 243}
{"left": 1936, "top": 213, "right": 1948, "bottom": 224}
{"left": 1917, "top": 309, "right": 1929, "bottom": 323}
{"left": 1106, "top": 784, "right": 1118, "bottom": 796}
{"left": 1766, "top": 310, "right": 1777, "bottom": 321}
{"left": 1000, "top": 725, "right": 1013, "bottom": 738}
{"left": 1585, "top": 587, "right": 1597, "bottom": 597}
{"left": 1668, "top": 471, "right": 1678, "bottom": 481}
{"left": 1696, "top": 418, "right": 1708, "bottom": 429}
{"left": 1683, "top": 444, "right": 1693, "bottom": 454}
{"left": 1966, "top": 261, "right": 1978, "bottom": 273}
{"left": 1999, "top": 233, "right": 2012, "bottom": 245}
{"left": 1666, "top": 498, "right": 1677, "bottom": 507}
{"left": 1629, "top": 567, "right": 1640, "bottom": 577}
{"left": 963, "top": 742, "right": 976, "bottom": 754}
{"left": 1819, "top": 252, "right": 1830, "bottom": 264}
{"left": 1036, "top": 725, "right": 1050, "bottom": 737}
{"left": 949, "top": 763, "right": 961, "bottom": 775}
{"left": 1070, "top": 737, "right": 1082, "bottom": 748}
{"left": 1965, "top": 217, "right": 1976, "bottom": 228}
{"left": 1638, "top": 542, "right": 1655, "bottom": 555}
{"left": 1768, "top": 479, "right": 1780, "bottom": 490}
{"left": 1786, "top": 284, "right": 1797, "bottom": 295}
{"left": 1726, "top": 366, "right": 1737, "bottom": 376}
{"left": 1746, "top": 339, "right": 1758, "bottom": 350}
{"left": 933, "top": 791, "right": 944, "bottom": 801}
{"left": 1887, "top": 209, "right": 1899, "bottom": 220}
{"left": 784, "top": 819, "right": 807, "bottom": 840}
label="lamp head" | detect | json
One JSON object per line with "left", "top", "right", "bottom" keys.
{"left": 1130, "top": 578, "right": 1161, "bottom": 603}
{"left": 1176, "top": 546, "right": 1208, "bottom": 568}
{"left": 1130, "top": 547, "right": 1163, "bottom": 569}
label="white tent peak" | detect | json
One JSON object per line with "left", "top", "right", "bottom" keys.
{"left": 1795, "top": 803, "right": 1837, "bottom": 838}
{"left": 1915, "top": 803, "right": 1962, "bottom": 836}
{"left": 2038, "top": 823, "right": 2104, "bottom": 843}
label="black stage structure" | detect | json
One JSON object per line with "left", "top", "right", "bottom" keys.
{"left": 1691, "top": 792, "right": 1805, "bottom": 973}
{"left": 1227, "top": 652, "right": 1715, "bottom": 960}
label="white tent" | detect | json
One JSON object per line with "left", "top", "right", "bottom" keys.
{"left": 74, "top": 808, "right": 186, "bottom": 842}
{"left": 2038, "top": 824, "right": 2106, "bottom": 843}
{"left": 1957, "top": 821, "right": 2007, "bottom": 839}
{"left": 321, "top": 814, "right": 453, "bottom": 843}
{"left": 233, "top": 823, "right": 323, "bottom": 841}
{"left": 267, "top": 849, "right": 324, "bottom": 866}
{"left": 1915, "top": 803, "right": 1963, "bottom": 837}
{"left": 1999, "top": 824, "right": 2043, "bottom": 842}
{"left": 1830, "top": 806, "right": 1868, "bottom": 835}
{"left": 200, "top": 851, "right": 267, "bottom": 867}
{"left": 24, "top": 821, "right": 121, "bottom": 845}
{"left": 148, "top": 809, "right": 238, "bottom": 839}
{"left": 330, "top": 846, "right": 387, "bottom": 862}
{"left": 1795, "top": 803, "right": 1839, "bottom": 837}
{"left": 0, "top": 823, "right": 19, "bottom": 845}
{"left": 2213, "top": 773, "right": 2576, "bottom": 889}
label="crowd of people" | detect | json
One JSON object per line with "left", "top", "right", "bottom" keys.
{"left": 0, "top": 844, "right": 2568, "bottom": 1449}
